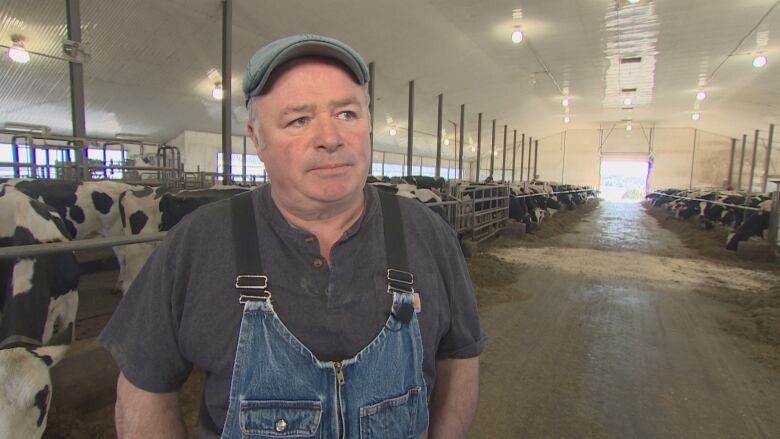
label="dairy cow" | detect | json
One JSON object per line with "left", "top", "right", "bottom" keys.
{"left": 5, "top": 179, "right": 144, "bottom": 291}
{"left": 118, "top": 186, "right": 250, "bottom": 293}
{"left": 0, "top": 185, "right": 79, "bottom": 439}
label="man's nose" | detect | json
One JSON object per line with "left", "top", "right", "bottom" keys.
{"left": 313, "top": 116, "right": 342, "bottom": 151}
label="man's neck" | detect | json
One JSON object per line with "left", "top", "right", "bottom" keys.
{"left": 270, "top": 188, "right": 366, "bottom": 264}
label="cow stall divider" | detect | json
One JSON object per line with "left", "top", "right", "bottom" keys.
{"left": 0, "top": 232, "right": 167, "bottom": 260}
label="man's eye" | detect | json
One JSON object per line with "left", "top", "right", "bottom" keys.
{"left": 338, "top": 111, "right": 357, "bottom": 121}
{"left": 288, "top": 117, "right": 308, "bottom": 127}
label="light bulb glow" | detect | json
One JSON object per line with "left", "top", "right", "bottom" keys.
{"left": 561, "top": 98, "right": 570, "bottom": 107}
{"left": 7, "top": 46, "right": 30, "bottom": 63}
{"left": 389, "top": 127, "right": 397, "bottom": 136}
{"left": 627, "top": 0, "right": 640, "bottom": 4}
{"left": 470, "top": 146, "right": 476, "bottom": 152}
{"left": 696, "top": 91, "right": 707, "bottom": 101}
{"left": 212, "top": 84, "right": 224, "bottom": 100}
{"left": 444, "top": 138, "right": 450, "bottom": 146}
{"left": 753, "top": 55, "right": 768, "bottom": 68}
{"left": 692, "top": 112, "right": 701, "bottom": 121}
{"left": 626, "top": 123, "right": 633, "bottom": 131}
{"left": 511, "top": 29, "right": 524, "bottom": 44}
{"left": 623, "top": 97, "right": 632, "bottom": 106}
{"left": 564, "top": 116, "right": 571, "bottom": 124}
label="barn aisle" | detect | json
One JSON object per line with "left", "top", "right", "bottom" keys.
{"left": 471, "top": 201, "right": 780, "bottom": 438}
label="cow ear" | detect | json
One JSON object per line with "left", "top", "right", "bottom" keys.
{"left": 29, "top": 344, "right": 70, "bottom": 368}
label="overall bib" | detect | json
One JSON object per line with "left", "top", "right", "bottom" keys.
{"left": 220, "top": 191, "right": 429, "bottom": 438}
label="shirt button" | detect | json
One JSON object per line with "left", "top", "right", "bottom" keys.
{"left": 304, "top": 236, "right": 315, "bottom": 244}
{"left": 275, "top": 419, "right": 288, "bottom": 432}
{"left": 313, "top": 258, "right": 323, "bottom": 268}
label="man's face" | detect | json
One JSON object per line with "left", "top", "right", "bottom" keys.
{"left": 248, "top": 58, "right": 370, "bottom": 209}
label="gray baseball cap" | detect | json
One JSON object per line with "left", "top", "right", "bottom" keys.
{"left": 242, "top": 34, "right": 370, "bottom": 106}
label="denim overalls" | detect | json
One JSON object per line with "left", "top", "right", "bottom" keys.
{"left": 220, "top": 191, "right": 429, "bottom": 438}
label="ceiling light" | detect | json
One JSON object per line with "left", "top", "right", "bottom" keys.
{"left": 494, "top": 151, "right": 498, "bottom": 156}
{"left": 562, "top": 98, "right": 570, "bottom": 107}
{"left": 511, "top": 28, "right": 524, "bottom": 44}
{"left": 470, "top": 146, "right": 476, "bottom": 152}
{"left": 626, "top": 0, "right": 640, "bottom": 4}
{"left": 444, "top": 138, "right": 450, "bottom": 146}
{"left": 623, "top": 97, "right": 632, "bottom": 106}
{"left": 564, "top": 116, "right": 571, "bottom": 124}
{"left": 752, "top": 55, "right": 768, "bottom": 68}
{"left": 626, "top": 122, "right": 633, "bottom": 131}
{"left": 212, "top": 83, "right": 223, "bottom": 100}
{"left": 389, "top": 127, "right": 397, "bottom": 136}
{"left": 7, "top": 36, "right": 31, "bottom": 64}
{"left": 692, "top": 112, "right": 701, "bottom": 121}
{"left": 696, "top": 91, "right": 707, "bottom": 101}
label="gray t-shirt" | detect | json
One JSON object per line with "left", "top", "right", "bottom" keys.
{"left": 99, "top": 184, "right": 485, "bottom": 437}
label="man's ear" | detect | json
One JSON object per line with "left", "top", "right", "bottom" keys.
{"left": 247, "top": 123, "right": 265, "bottom": 161}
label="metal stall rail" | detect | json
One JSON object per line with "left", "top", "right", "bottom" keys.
{"left": 447, "top": 183, "right": 510, "bottom": 244}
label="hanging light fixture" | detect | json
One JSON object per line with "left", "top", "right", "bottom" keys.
{"left": 212, "top": 82, "right": 224, "bottom": 100}
{"left": 696, "top": 91, "right": 707, "bottom": 101}
{"left": 752, "top": 55, "right": 768, "bottom": 68}
{"left": 623, "top": 97, "right": 632, "bottom": 106}
{"left": 444, "top": 138, "right": 450, "bottom": 146}
{"left": 564, "top": 116, "right": 571, "bottom": 124}
{"left": 626, "top": 122, "right": 633, "bottom": 131}
{"left": 7, "top": 35, "right": 31, "bottom": 64}
{"left": 691, "top": 112, "right": 701, "bottom": 121}
{"left": 561, "top": 98, "right": 570, "bottom": 107}
{"left": 511, "top": 28, "right": 524, "bottom": 44}
{"left": 389, "top": 126, "right": 397, "bottom": 136}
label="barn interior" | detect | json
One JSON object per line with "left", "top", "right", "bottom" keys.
{"left": 1, "top": 0, "right": 780, "bottom": 438}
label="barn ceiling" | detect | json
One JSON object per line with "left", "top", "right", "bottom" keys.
{"left": 0, "top": 0, "right": 778, "bottom": 162}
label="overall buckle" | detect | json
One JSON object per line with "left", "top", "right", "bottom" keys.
{"left": 386, "top": 269, "right": 414, "bottom": 295}
{"left": 235, "top": 275, "right": 271, "bottom": 302}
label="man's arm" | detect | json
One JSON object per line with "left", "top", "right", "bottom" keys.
{"left": 115, "top": 372, "right": 188, "bottom": 439}
{"left": 428, "top": 357, "right": 480, "bottom": 439}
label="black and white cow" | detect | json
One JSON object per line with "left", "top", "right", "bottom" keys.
{"left": 5, "top": 179, "right": 144, "bottom": 291}
{"left": 0, "top": 185, "right": 79, "bottom": 439}
{"left": 117, "top": 186, "right": 250, "bottom": 293}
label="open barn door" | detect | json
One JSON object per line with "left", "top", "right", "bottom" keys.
{"left": 599, "top": 158, "right": 650, "bottom": 202}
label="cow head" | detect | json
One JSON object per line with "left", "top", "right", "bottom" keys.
{"left": 0, "top": 344, "right": 68, "bottom": 439}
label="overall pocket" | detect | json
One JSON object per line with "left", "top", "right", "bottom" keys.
{"left": 239, "top": 400, "right": 322, "bottom": 438}
{"left": 359, "top": 387, "right": 422, "bottom": 439}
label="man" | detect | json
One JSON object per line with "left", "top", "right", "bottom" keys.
{"left": 100, "top": 34, "right": 485, "bottom": 438}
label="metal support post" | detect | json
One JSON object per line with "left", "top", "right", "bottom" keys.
{"left": 689, "top": 128, "right": 698, "bottom": 189}
{"left": 511, "top": 130, "right": 517, "bottom": 183}
{"left": 221, "top": 0, "right": 233, "bottom": 184}
{"left": 533, "top": 140, "right": 539, "bottom": 180}
{"left": 747, "top": 129, "right": 760, "bottom": 196}
{"left": 242, "top": 136, "right": 247, "bottom": 183}
{"left": 407, "top": 80, "right": 414, "bottom": 177}
{"left": 738, "top": 134, "right": 747, "bottom": 190}
{"left": 727, "top": 138, "right": 737, "bottom": 188}
{"left": 436, "top": 93, "right": 443, "bottom": 177}
{"left": 489, "top": 119, "right": 496, "bottom": 177}
{"left": 527, "top": 136, "right": 533, "bottom": 182}
{"left": 458, "top": 104, "right": 465, "bottom": 179}
{"left": 502, "top": 125, "right": 507, "bottom": 182}
{"left": 762, "top": 124, "right": 775, "bottom": 193}
{"left": 519, "top": 134, "right": 525, "bottom": 183}
{"left": 368, "top": 62, "right": 375, "bottom": 167}
{"left": 66, "top": 0, "right": 87, "bottom": 180}
{"left": 476, "top": 113, "right": 482, "bottom": 182}
{"left": 561, "top": 130, "right": 567, "bottom": 184}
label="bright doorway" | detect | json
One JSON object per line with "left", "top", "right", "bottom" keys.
{"left": 599, "top": 159, "right": 650, "bottom": 202}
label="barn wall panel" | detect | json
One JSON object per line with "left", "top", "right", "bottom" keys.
{"left": 649, "top": 128, "right": 695, "bottom": 190}
{"left": 562, "top": 129, "right": 600, "bottom": 187}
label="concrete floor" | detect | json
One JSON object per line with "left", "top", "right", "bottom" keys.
{"left": 472, "top": 201, "right": 780, "bottom": 438}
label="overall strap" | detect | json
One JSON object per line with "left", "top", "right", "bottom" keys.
{"left": 377, "top": 190, "right": 416, "bottom": 323}
{"left": 230, "top": 191, "right": 270, "bottom": 302}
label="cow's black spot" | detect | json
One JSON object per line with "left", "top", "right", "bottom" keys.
{"left": 34, "top": 385, "right": 50, "bottom": 427}
{"left": 28, "top": 199, "right": 54, "bottom": 222}
{"left": 0, "top": 185, "right": 5, "bottom": 197}
{"left": 154, "top": 186, "right": 170, "bottom": 199}
{"left": 132, "top": 186, "right": 153, "bottom": 197}
{"left": 25, "top": 347, "right": 53, "bottom": 366}
{"left": 119, "top": 192, "right": 127, "bottom": 228}
{"left": 91, "top": 191, "right": 114, "bottom": 214}
{"left": 129, "top": 211, "right": 149, "bottom": 235}
{"left": 69, "top": 205, "right": 85, "bottom": 224}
